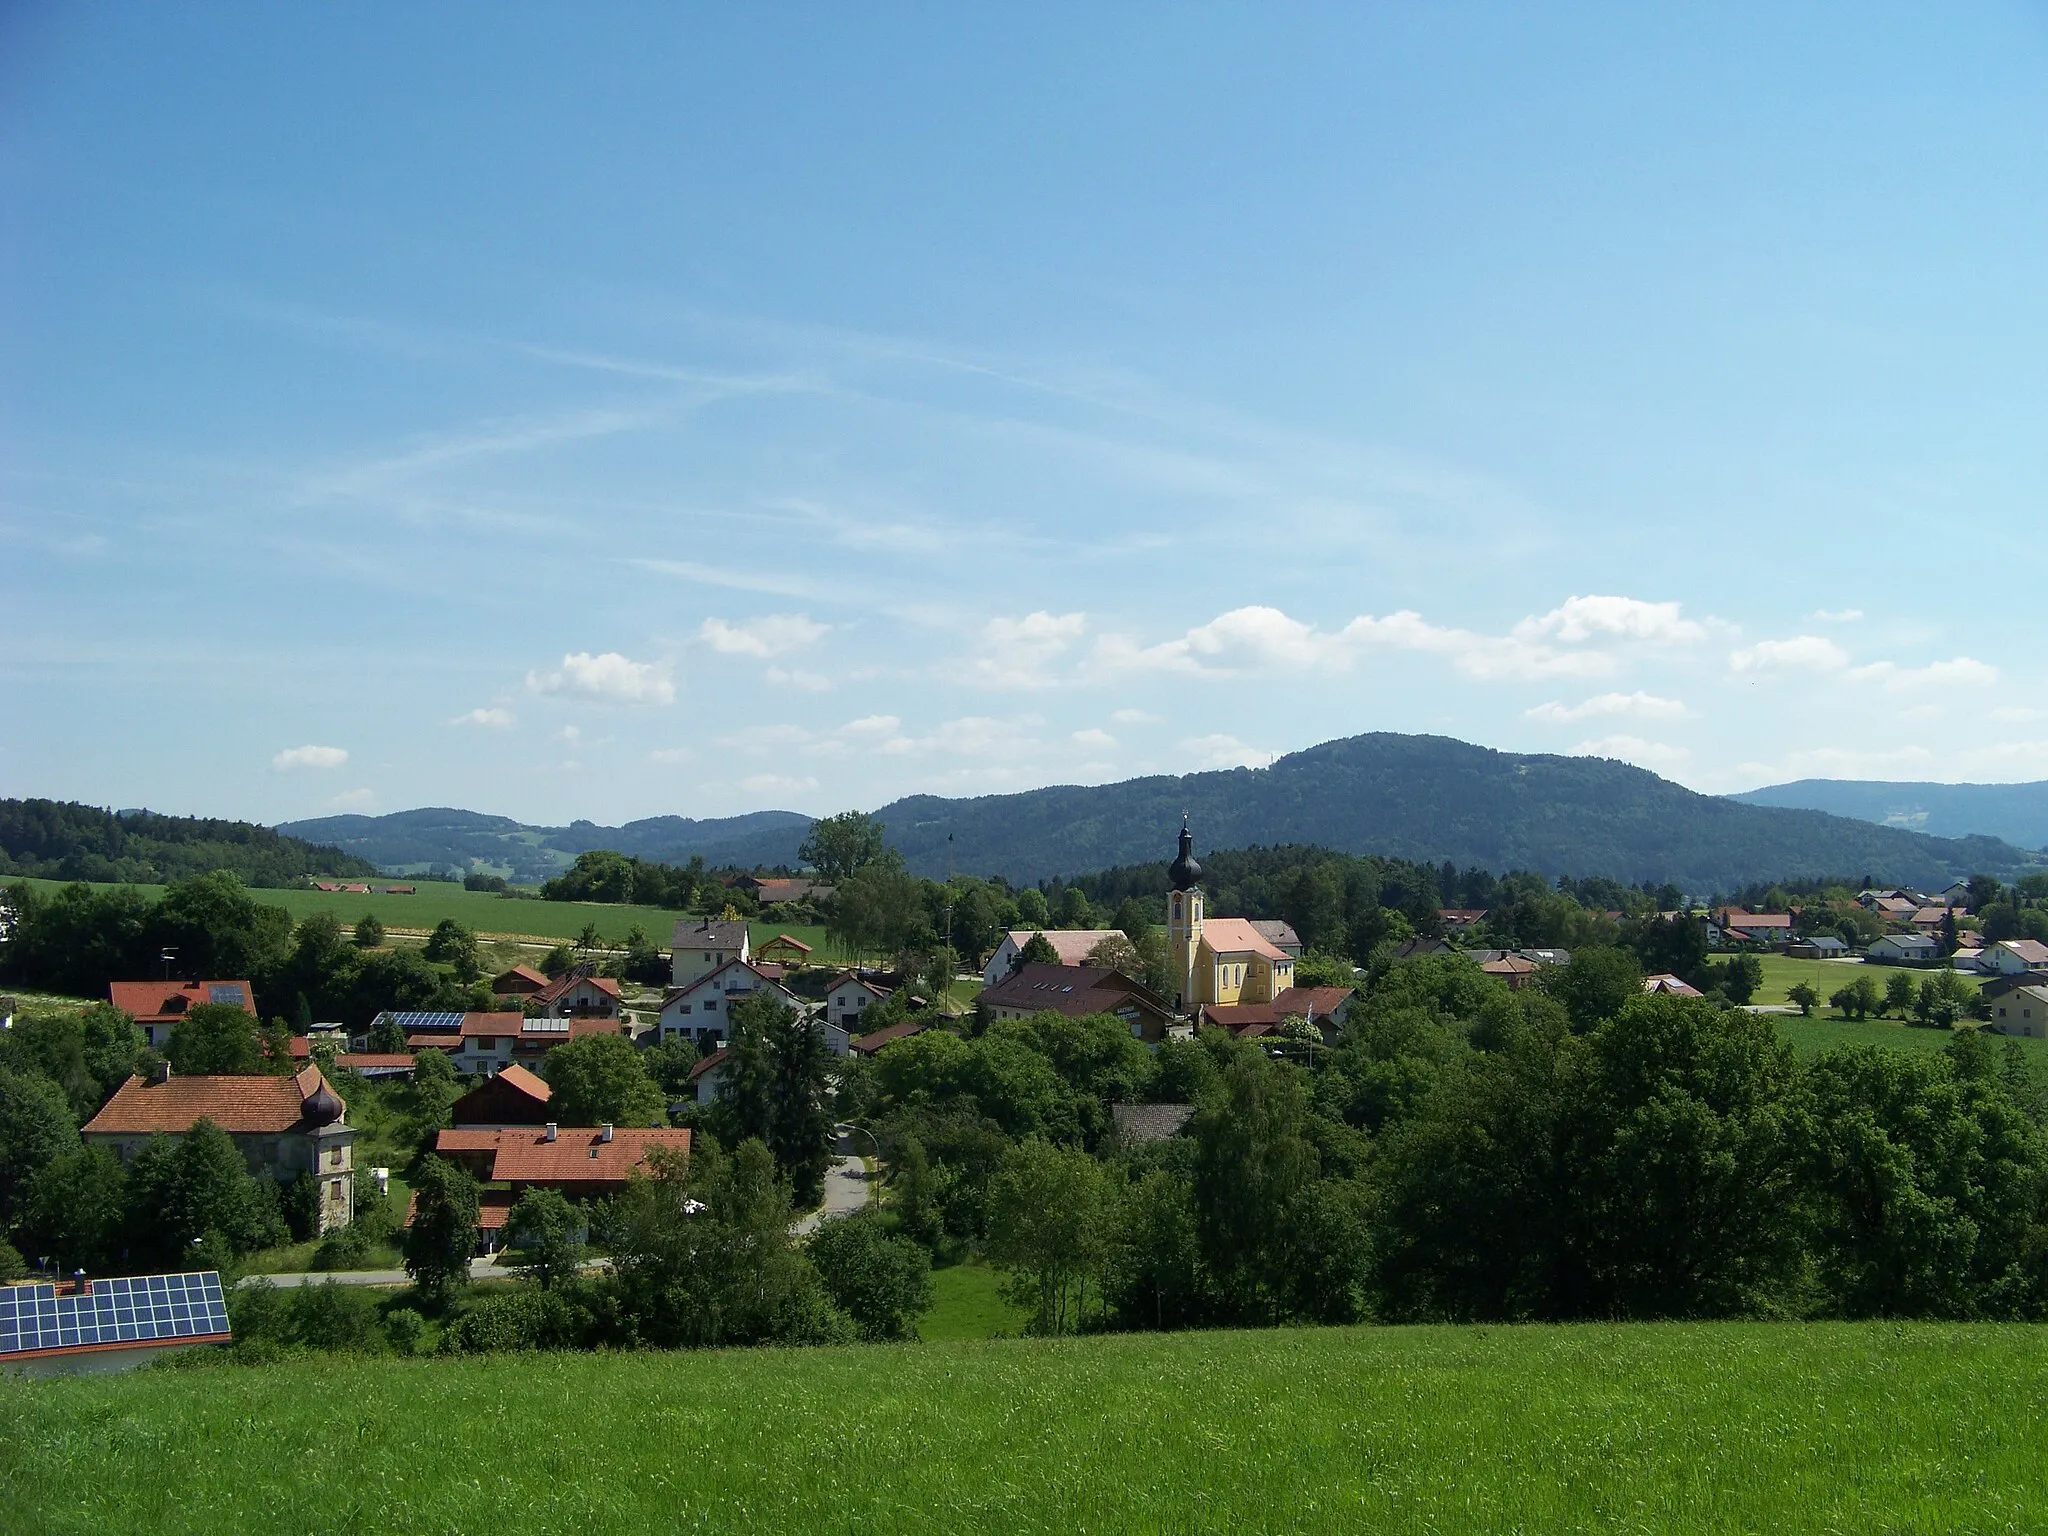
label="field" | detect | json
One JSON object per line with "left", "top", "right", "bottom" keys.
{"left": 920, "top": 1259, "right": 1027, "bottom": 1341}
{"left": 1745, "top": 951, "right": 1981, "bottom": 1008}
{"left": 12, "top": 876, "right": 844, "bottom": 956}
{"left": 5, "top": 1323, "right": 2046, "bottom": 1533}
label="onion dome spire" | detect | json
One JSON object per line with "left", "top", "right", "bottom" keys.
{"left": 1168, "top": 816, "right": 1202, "bottom": 891}
{"left": 301, "top": 1078, "right": 344, "bottom": 1128}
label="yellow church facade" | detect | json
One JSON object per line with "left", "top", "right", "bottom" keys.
{"left": 1164, "top": 823, "right": 1296, "bottom": 1010}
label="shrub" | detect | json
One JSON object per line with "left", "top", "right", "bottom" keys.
{"left": 807, "top": 1209, "right": 934, "bottom": 1341}
{"left": 441, "top": 1286, "right": 579, "bottom": 1353}
{"left": 312, "top": 1222, "right": 373, "bottom": 1271}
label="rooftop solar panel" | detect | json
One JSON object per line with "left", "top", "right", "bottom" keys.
{"left": 0, "top": 1272, "right": 230, "bottom": 1358}
{"left": 207, "top": 984, "right": 246, "bottom": 1006}
{"left": 373, "top": 1010, "right": 466, "bottom": 1031}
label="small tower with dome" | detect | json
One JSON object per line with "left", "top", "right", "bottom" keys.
{"left": 1166, "top": 817, "right": 1204, "bottom": 1011}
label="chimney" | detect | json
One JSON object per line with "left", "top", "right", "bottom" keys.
{"left": 544, "top": 1122, "right": 557, "bottom": 1142}
{"left": 152, "top": 1060, "right": 171, "bottom": 1085}
{"left": 601, "top": 1123, "right": 613, "bottom": 1143}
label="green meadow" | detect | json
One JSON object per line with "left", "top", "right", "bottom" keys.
{"left": 1745, "top": 951, "right": 1982, "bottom": 1008}
{"left": 4, "top": 1323, "right": 2044, "bottom": 1533}
{"left": 12, "top": 876, "right": 840, "bottom": 956}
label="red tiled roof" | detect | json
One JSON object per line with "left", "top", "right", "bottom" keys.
{"left": 492, "top": 964, "right": 551, "bottom": 993}
{"left": 532, "top": 970, "right": 623, "bottom": 1006}
{"left": 979, "top": 963, "right": 1175, "bottom": 1022}
{"left": 493, "top": 1063, "right": 552, "bottom": 1101}
{"left": 84, "top": 1065, "right": 338, "bottom": 1136}
{"left": 107, "top": 979, "right": 257, "bottom": 1025}
{"left": 1196, "top": 918, "right": 1291, "bottom": 962}
{"left": 849, "top": 1020, "right": 928, "bottom": 1055}
{"left": 686, "top": 1047, "right": 728, "bottom": 1082}
{"left": 758, "top": 933, "right": 814, "bottom": 954}
{"left": 1000, "top": 930, "right": 1125, "bottom": 966}
{"left": 1643, "top": 974, "right": 1705, "bottom": 997}
{"left": 433, "top": 1126, "right": 692, "bottom": 1185}
{"left": 405, "top": 1187, "right": 520, "bottom": 1232}
{"left": 1480, "top": 955, "right": 1541, "bottom": 976}
{"left": 336, "top": 1052, "right": 415, "bottom": 1070}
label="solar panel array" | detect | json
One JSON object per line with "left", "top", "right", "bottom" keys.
{"left": 0, "top": 1272, "right": 229, "bottom": 1357}
{"left": 375, "top": 1010, "right": 466, "bottom": 1031}
{"left": 522, "top": 1017, "right": 570, "bottom": 1033}
{"left": 207, "top": 984, "right": 247, "bottom": 1006}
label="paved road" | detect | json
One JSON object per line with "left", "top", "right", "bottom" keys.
{"left": 247, "top": 1255, "right": 515, "bottom": 1289}
{"left": 794, "top": 1155, "right": 871, "bottom": 1236}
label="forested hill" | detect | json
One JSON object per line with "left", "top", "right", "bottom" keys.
{"left": 1729, "top": 777, "right": 2048, "bottom": 851}
{"left": 868, "top": 734, "right": 2044, "bottom": 891}
{"left": 0, "top": 799, "right": 376, "bottom": 887}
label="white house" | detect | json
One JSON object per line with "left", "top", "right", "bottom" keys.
{"left": 669, "top": 917, "right": 751, "bottom": 987}
{"left": 687, "top": 1047, "right": 729, "bottom": 1105}
{"left": 1868, "top": 933, "right": 1938, "bottom": 963}
{"left": 1988, "top": 983, "right": 2048, "bottom": 1039}
{"left": 826, "top": 970, "right": 894, "bottom": 1031}
{"left": 657, "top": 958, "right": 804, "bottom": 1049}
{"left": 980, "top": 930, "right": 1126, "bottom": 987}
{"left": 1981, "top": 939, "right": 2048, "bottom": 976}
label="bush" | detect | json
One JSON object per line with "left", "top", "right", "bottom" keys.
{"left": 312, "top": 1222, "right": 373, "bottom": 1271}
{"left": 228, "top": 1278, "right": 385, "bottom": 1354}
{"left": 383, "top": 1306, "right": 425, "bottom": 1355}
{"left": 441, "top": 1285, "right": 581, "bottom": 1353}
{"left": 807, "top": 1209, "right": 934, "bottom": 1341}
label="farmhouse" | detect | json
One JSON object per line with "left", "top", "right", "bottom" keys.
{"left": 1643, "top": 974, "right": 1705, "bottom": 997}
{"left": 108, "top": 979, "right": 256, "bottom": 1051}
{"left": 528, "top": 966, "right": 623, "bottom": 1019}
{"left": 978, "top": 962, "right": 1180, "bottom": 1042}
{"left": 432, "top": 1123, "right": 690, "bottom": 1194}
{"left": 449, "top": 1062, "right": 553, "bottom": 1128}
{"left": 1788, "top": 936, "right": 1851, "bottom": 960}
{"left": 1988, "top": 984, "right": 2048, "bottom": 1040}
{"left": 670, "top": 917, "right": 751, "bottom": 986}
{"left": 732, "top": 875, "right": 832, "bottom": 907}
{"left": 980, "top": 930, "right": 1127, "bottom": 987}
{"left": 83, "top": 1064, "right": 355, "bottom": 1233}
{"left": 686, "top": 1047, "right": 728, "bottom": 1105}
{"left": 395, "top": 1010, "right": 621, "bottom": 1075}
{"left": 489, "top": 964, "right": 550, "bottom": 999}
{"left": 1709, "top": 909, "right": 1795, "bottom": 948}
{"left": 1437, "top": 908, "right": 1489, "bottom": 934}
{"left": 657, "top": 958, "right": 807, "bottom": 1049}
{"left": 282, "top": 1037, "right": 417, "bottom": 1079}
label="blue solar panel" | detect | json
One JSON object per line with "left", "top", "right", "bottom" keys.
{"left": 207, "top": 984, "right": 246, "bottom": 1006}
{"left": 0, "top": 1272, "right": 229, "bottom": 1357}
{"left": 374, "top": 1010, "right": 465, "bottom": 1031}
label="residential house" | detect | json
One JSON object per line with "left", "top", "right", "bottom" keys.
{"left": 1643, "top": 974, "right": 1705, "bottom": 997}
{"left": 686, "top": 1048, "right": 728, "bottom": 1105}
{"left": 490, "top": 964, "right": 551, "bottom": 999}
{"left": 1477, "top": 952, "right": 1542, "bottom": 990}
{"left": 977, "top": 962, "right": 1180, "bottom": 1043}
{"left": 1981, "top": 939, "right": 2048, "bottom": 977}
{"left": 656, "top": 958, "right": 807, "bottom": 1049}
{"left": 1788, "top": 936, "right": 1852, "bottom": 960}
{"left": 1437, "top": 909, "right": 1489, "bottom": 934}
{"left": 980, "top": 930, "right": 1127, "bottom": 987}
{"left": 1249, "top": 919, "right": 1305, "bottom": 957}
{"left": 1931, "top": 880, "right": 1975, "bottom": 910}
{"left": 449, "top": 1063, "right": 554, "bottom": 1128}
{"left": 1951, "top": 946, "right": 1986, "bottom": 973}
{"left": 669, "top": 917, "right": 752, "bottom": 986}
{"left": 83, "top": 1064, "right": 355, "bottom": 1233}
{"left": 1988, "top": 984, "right": 2048, "bottom": 1040}
{"left": 107, "top": 979, "right": 256, "bottom": 1051}
{"left": 529, "top": 966, "right": 623, "bottom": 1019}
{"left": 1388, "top": 937, "right": 1456, "bottom": 960}
{"left": 1868, "top": 933, "right": 1939, "bottom": 964}
{"left": 1200, "top": 985, "right": 1355, "bottom": 1042}
{"left": 0, "top": 1270, "right": 233, "bottom": 1375}
{"left": 396, "top": 1010, "right": 621, "bottom": 1075}
{"left": 432, "top": 1123, "right": 691, "bottom": 1194}
{"left": 1909, "top": 906, "right": 1952, "bottom": 931}
{"left": 848, "top": 1019, "right": 928, "bottom": 1057}
{"left": 283, "top": 1037, "right": 417, "bottom": 1079}
{"left": 1709, "top": 909, "right": 1795, "bottom": 948}
{"left": 826, "top": 969, "right": 895, "bottom": 1032}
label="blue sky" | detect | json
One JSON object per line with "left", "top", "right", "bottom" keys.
{"left": 4, "top": 5, "right": 2046, "bottom": 828}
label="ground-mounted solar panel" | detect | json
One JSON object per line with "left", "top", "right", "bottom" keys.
{"left": 0, "top": 1271, "right": 229, "bottom": 1359}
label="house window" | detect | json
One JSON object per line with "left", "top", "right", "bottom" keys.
{"left": 703, "top": 999, "right": 719, "bottom": 1011}
{"left": 675, "top": 1002, "right": 692, "bottom": 1014}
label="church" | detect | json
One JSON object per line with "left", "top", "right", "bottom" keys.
{"left": 1166, "top": 822, "right": 1297, "bottom": 1011}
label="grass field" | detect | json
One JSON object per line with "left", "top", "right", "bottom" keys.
{"left": 1745, "top": 951, "right": 1981, "bottom": 1008}
{"left": 920, "top": 1259, "right": 1027, "bottom": 1341}
{"left": 4, "top": 1323, "right": 2045, "bottom": 1533}
{"left": 12, "top": 875, "right": 845, "bottom": 956}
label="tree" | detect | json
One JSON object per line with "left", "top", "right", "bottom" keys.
{"left": 829, "top": 865, "right": 925, "bottom": 967}
{"left": 1882, "top": 969, "right": 1919, "bottom": 1019}
{"left": 575, "top": 922, "right": 603, "bottom": 961}
{"left": 1718, "top": 952, "right": 1764, "bottom": 1007}
{"left": 1014, "top": 887, "right": 1050, "bottom": 927}
{"left": 1541, "top": 945, "right": 1643, "bottom": 1032}
{"left": 1830, "top": 974, "right": 1882, "bottom": 1020}
{"left": 799, "top": 810, "right": 894, "bottom": 882}
{"left": 166, "top": 1001, "right": 268, "bottom": 1075}
{"left": 18, "top": 1146, "right": 127, "bottom": 1274}
{"left": 403, "top": 1155, "right": 480, "bottom": 1307}
{"left": 123, "top": 1120, "right": 280, "bottom": 1267}
{"left": 506, "top": 1187, "right": 585, "bottom": 1289}
{"left": 541, "top": 1033, "right": 667, "bottom": 1127}
{"left": 0, "top": 1068, "right": 78, "bottom": 1226}
{"left": 1084, "top": 932, "right": 1141, "bottom": 975}
{"left": 986, "top": 1137, "right": 1112, "bottom": 1335}
{"left": 353, "top": 914, "right": 384, "bottom": 949}
{"left": 423, "top": 919, "right": 480, "bottom": 982}
{"left": 715, "top": 993, "right": 835, "bottom": 1206}
{"left": 406, "top": 1046, "right": 460, "bottom": 1138}
{"left": 1015, "top": 932, "right": 1061, "bottom": 971}
{"left": 1913, "top": 969, "right": 1974, "bottom": 1029}
{"left": 366, "top": 1014, "right": 406, "bottom": 1053}
{"left": 806, "top": 1208, "right": 934, "bottom": 1340}
{"left": 1787, "top": 981, "right": 1820, "bottom": 1017}
{"left": 1293, "top": 950, "right": 1357, "bottom": 990}
{"left": 1191, "top": 1056, "right": 1320, "bottom": 1322}
{"left": 152, "top": 870, "right": 291, "bottom": 983}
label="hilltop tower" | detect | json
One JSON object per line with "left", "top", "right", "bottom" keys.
{"left": 1165, "top": 818, "right": 1204, "bottom": 1011}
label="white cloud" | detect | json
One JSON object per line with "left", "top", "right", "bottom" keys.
{"left": 1181, "top": 733, "right": 1279, "bottom": 770}
{"left": 526, "top": 651, "right": 675, "bottom": 704}
{"left": 273, "top": 744, "right": 349, "bottom": 771}
{"left": 1111, "top": 707, "right": 1164, "bottom": 724}
{"left": 328, "top": 788, "right": 376, "bottom": 810}
{"left": 840, "top": 714, "right": 902, "bottom": 736}
{"left": 699, "top": 613, "right": 829, "bottom": 658}
{"left": 554, "top": 725, "right": 582, "bottom": 745}
{"left": 451, "top": 707, "right": 515, "bottom": 729}
{"left": 739, "top": 773, "right": 819, "bottom": 796}
{"left": 958, "top": 611, "right": 1089, "bottom": 689}
{"left": 1072, "top": 728, "right": 1117, "bottom": 748}
{"left": 713, "top": 723, "right": 813, "bottom": 753}
{"left": 649, "top": 747, "right": 695, "bottom": 765}
{"left": 1514, "top": 595, "right": 1706, "bottom": 645}
{"left": 1811, "top": 608, "right": 1864, "bottom": 623}
{"left": 765, "top": 667, "right": 830, "bottom": 691}
{"left": 1991, "top": 706, "right": 2047, "bottom": 725}
{"left": 1897, "top": 704, "right": 1944, "bottom": 722}
{"left": 1728, "top": 636, "right": 1850, "bottom": 673}
{"left": 1569, "top": 735, "right": 1691, "bottom": 771}
{"left": 1849, "top": 657, "right": 1998, "bottom": 692}
{"left": 1525, "top": 691, "right": 1689, "bottom": 725}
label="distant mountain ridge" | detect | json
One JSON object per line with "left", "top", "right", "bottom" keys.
{"left": 282, "top": 732, "right": 2048, "bottom": 895}
{"left": 1729, "top": 778, "right": 2048, "bottom": 852}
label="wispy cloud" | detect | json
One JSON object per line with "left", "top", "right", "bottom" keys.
{"left": 1849, "top": 657, "right": 1997, "bottom": 691}
{"left": 699, "top": 613, "right": 830, "bottom": 658}
{"left": 1569, "top": 735, "right": 1690, "bottom": 771}
{"left": 1181, "top": 733, "right": 1279, "bottom": 770}
{"left": 328, "top": 787, "right": 376, "bottom": 809}
{"left": 1526, "top": 691, "right": 1689, "bottom": 724}
{"left": 1811, "top": 608, "right": 1864, "bottom": 623}
{"left": 954, "top": 611, "right": 1089, "bottom": 689}
{"left": 1729, "top": 635, "right": 1850, "bottom": 674}
{"left": 451, "top": 706, "right": 515, "bottom": 728}
{"left": 273, "top": 744, "right": 348, "bottom": 771}
{"left": 526, "top": 651, "right": 675, "bottom": 705}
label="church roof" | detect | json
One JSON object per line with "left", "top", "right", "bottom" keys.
{"left": 1198, "top": 918, "right": 1291, "bottom": 962}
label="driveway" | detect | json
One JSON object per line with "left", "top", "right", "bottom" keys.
{"left": 794, "top": 1156, "right": 871, "bottom": 1236}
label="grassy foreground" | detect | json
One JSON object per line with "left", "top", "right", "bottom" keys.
{"left": 5, "top": 1323, "right": 2045, "bottom": 1534}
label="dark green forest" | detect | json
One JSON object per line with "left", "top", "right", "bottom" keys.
{"left": 0, "top": 799, "right": 373, "bottom": 887}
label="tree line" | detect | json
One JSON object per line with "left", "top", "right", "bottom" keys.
{"left": 0, "top": 798, "right": 375, "bottom": 887}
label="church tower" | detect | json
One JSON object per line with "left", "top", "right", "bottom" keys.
{"left": 1166, "top": 819, "right": 1204, "bottom": 1011}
